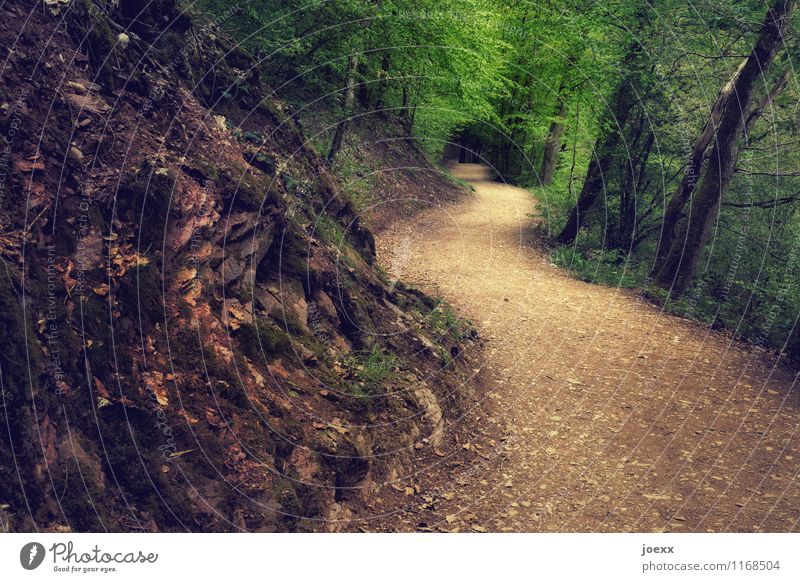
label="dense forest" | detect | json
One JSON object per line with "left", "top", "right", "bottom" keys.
{"left": 1, "top": 0, "right": 798, "bottom": 534}
{"left": 196, "top": 0, "right": 800, "bottom": 357}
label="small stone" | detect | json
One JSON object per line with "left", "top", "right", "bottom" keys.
{"left": 66, "top": 80, "right": 87, "bottom": 94}
{"left": 68, "top": 146, "right": 84, "bottom": 164}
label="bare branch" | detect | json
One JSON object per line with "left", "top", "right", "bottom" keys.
{"left": 745, "top": 71, "right": 789, "bottom": 131}
{"left": 723, "top": 193, "right": 800, "bottom": 208}
{"left": 734, "top": 168, "right": 800, "bottom": 177}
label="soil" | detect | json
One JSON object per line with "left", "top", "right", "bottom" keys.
{"left": 375, "top": 163, "right": 800, "bottom": 532}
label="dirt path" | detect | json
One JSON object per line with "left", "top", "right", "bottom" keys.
{"left": 377, "top": 163, "right": 800, "bottom": 532}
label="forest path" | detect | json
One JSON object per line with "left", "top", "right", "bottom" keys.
{"left": 377, "top": 163, "right": 800, "bottom": 532}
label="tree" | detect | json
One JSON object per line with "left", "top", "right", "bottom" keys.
{"left": 654, "top": 0, "right": 795, "bottom": 294}
{"left": 328, "top": 54, "right": 359, "bottom": 161}
{"left": 653, "top": 58, "right": 748, "bottom": 266}
{"left": 556, "top": 43, "right": 645, "bottom": 243}
{"left": 538, "top": 58, "right": 576, "bottom": 186}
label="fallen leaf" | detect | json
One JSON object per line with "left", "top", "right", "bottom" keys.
{"left": 643, "top": 494, "right": 671, "bottom": 501}
{"left": 67, "top": 92, "right": 110, "bottom": 114}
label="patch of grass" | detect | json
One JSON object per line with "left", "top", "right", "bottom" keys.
{"left": 551, "top": 245, "right": 644, "bottom": 288}
{"left": 330, "top": 151, "right": 377, "bottom": 212}
{"left": 643, "top": 285, "right": 717, "bottom": 325}
{"left": 341, "top": 345, "right": 396, "bottom": 398}
{"left": 424, "top": 299, "right": 473, "bottom": 342}
{"left": 314, "top": 213, "right": 346, "bottom": 247}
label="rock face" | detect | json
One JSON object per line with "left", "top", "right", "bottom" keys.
{"left": 0, "top": 0, "right": 477, "bottom": 532}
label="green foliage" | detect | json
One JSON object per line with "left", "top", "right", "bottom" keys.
{"left": 193, "top": 0, "right": 509, "bottom": 159}
{"left": 424, "top": 300, "right": 473, "bottom": 343}
{"left": 341, "top": 345, "right": 396, "bottom": 397}
{"left": 551, "top": 244, "right": 645, "bottom": 289}
{"left": 192, "top": 0, "right": 800, "bottom": 358}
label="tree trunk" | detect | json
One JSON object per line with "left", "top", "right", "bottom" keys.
{"left": 539, "top": 99, "right": 565, "bottom": 185}
{"left": 556, "top": 47, "right": 642, "bottom": 244}
{"left": 356, "top": 59, "right": 370, "bottom": 108}
{"left": 654, "top": 0, "right": 793, "bottom": 294}
{"left": 617, "top": 127, "right": 654, "bottom": 249}
{"left": 327, "top": 54, "right": 359, "bottom": 162}
{"left": 653, "top": 58, "right": 748, "bottom": 266}
{"left": 401, "top": 86, "right": 410, "bottom": 128}
{"left": 374, "top": 53, "right": 391, "bottom": 111}
{"left": 538, "top": 62, "right": 574, "bottom": 186}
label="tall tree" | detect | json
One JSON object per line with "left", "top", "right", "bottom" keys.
{"left": 328, "top": 54, "right": 360, "bottom": 161}
{"left": 538, "top": 60, "right": 575, "bottom": 186}
{"left": 654, "top": 0, "right": 794, "bottom": 294}
{"left": 556, "top": 44, "right": 645, "bottom": 243}
{"left": 653, "top": 58, "right": 748, "bottom": 266}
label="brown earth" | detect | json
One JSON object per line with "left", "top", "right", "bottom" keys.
{"left": 375, "top": 163, "right": 800, "bottom": 532}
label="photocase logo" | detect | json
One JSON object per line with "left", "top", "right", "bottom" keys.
{"left": 20, "top": 542, "right": 46, "bottom": 570}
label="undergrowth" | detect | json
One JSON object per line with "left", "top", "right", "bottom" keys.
{"left": 550, "top": 244, "right": 646, "bottom": 288}
{"left": 341, "top": 345, "right": 397, "bottom": 398}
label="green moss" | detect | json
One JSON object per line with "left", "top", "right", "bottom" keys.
{"left": 170, "top": 331, "right": 241, "bottom": 390}
{"left": 245, "top": 151, "right": 276, "bottom": 176}
{"left": 0, "top": 269, "right": 43, "bottom": 515}
{"left": 94, "top": 406, "right": 193, "bottom": 529}
{"left": 234, "top": 320, "right": 292, "bottom": 361}
{"left": 77, "top": 293, "right": 119, "bottom": 381}
{"left": 212, "top": 377, "right": 250, "bottom": 408}
{"left": 272, "top": 477, "right": 321, "bottom": 531}
{"left": 56, "top": 458, "right": 105, "bottom": 531}
{"left": 261, "top": 227, "right": 310, "bottom": 281}
{"left": 276, "top": 310, "right": 306, "bottom": 337}
{"left": 188, "top": 156, "right": 220, "bottom": 182}
{"left": 218, "top": 162, "right": 268, "bottom": 211}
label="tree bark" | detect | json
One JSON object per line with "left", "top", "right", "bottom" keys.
{"left": 617, "top": 125, "right": 654, "bottom": 249}
{"left": 558, "top": 81, "right": 634, "bottom": 244}
{"left": 327, "top": 54, "right": 359, "bottom": 162}
{"left": 538, "top": 61, "right": 574, "bottom": 186}
{"left": 400, "top": 85, "right": 410, "bottom": 128}
{"left": 374, "top": 53, "right": 391, "bottom": 111}
{"left": 539, "top": 99, "right": 566, "bottom": 186}
{"left": 653, "top": 58, "right": 747, "bottom": 266}
{"left": 654, "top": 0, "right": 793, "bottom": 294}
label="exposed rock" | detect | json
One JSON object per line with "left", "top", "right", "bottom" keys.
{"left": 0, "top": 0, "right": 477, "bottom": 533}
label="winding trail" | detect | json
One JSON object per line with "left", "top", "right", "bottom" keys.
{"left": 378, "top": 163, "right": 800, "bottom": 532}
